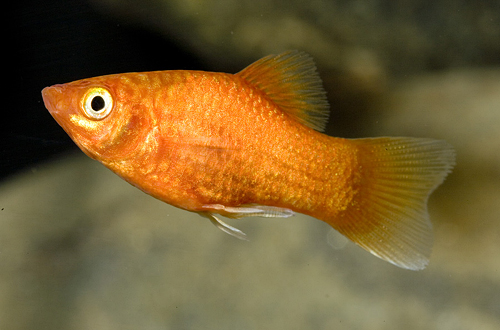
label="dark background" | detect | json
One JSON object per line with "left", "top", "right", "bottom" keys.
{"left": 6, "top": 0, "right": 203, "bottom": 181}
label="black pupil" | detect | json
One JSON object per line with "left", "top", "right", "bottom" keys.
{"left": 91, "top": 96, "right": 105, "bottom": 111}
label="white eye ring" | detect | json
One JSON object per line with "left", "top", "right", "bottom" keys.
{"left": 82, "top": 87, "right": 114, "bottom": 120}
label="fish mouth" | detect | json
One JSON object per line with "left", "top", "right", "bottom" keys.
{"left": 42, "top": 85, "right": 65, "bottom": 116}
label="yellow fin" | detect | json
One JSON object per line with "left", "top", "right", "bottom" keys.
{"left": 236, "top": 50, "right": 330, "bottom": 132}
{"left": 331, "top": 137, "right": 455, "bottom": 270}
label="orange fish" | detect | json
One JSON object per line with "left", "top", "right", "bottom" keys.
{"left": 42, "top": 51, "right": 455, "bottom": 270}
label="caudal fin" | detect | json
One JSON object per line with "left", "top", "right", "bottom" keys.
{"left": 332, "top": 137, "right": 455, "bottom": 270}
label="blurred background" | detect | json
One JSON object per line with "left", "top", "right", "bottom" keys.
{"left": 3, "top": 0, "right": 499, "bottom": 329}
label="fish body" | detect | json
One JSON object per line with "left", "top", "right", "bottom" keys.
{"left": 42, "top": 51, "right": 455, "bottom": 270}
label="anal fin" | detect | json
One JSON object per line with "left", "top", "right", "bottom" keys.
{"left": 201, "top": 213, "right": 249, "bottom": 241}
{"left": 200, "top": 204, "right": 295, "bottom": 240}
{"left": 202, "top": 204, "right": 295, "bottom": 218}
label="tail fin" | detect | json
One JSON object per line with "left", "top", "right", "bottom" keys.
{"left": 332, "top": 137, "right": 455, "bottom": 270}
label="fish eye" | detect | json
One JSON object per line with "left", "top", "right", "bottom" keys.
{"left": 82, "top": 87, "right": 114, "bottom": 120}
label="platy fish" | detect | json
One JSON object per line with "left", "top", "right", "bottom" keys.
{"left": 42, "top": 51, "right": 455, "bottom": 270}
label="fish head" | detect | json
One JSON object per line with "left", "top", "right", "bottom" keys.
{"left": 42, "top": 74, "right": 154, "bottom": 162}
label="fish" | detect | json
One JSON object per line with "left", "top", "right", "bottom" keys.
{"left": 42, "top": 50, "right": 455, "bottom": 270}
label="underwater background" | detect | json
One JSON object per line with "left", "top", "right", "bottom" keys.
{"left": 4, "top": 0, "right": 500, "bottom": 329}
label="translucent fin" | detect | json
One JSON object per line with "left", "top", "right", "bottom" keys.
{"left": 330, "top": 137, "right": 455, "bottom": 270}
{"left": 201, "top": 213, "right": 249, "bottom": 241}
{"left": 202, "top": 204, "right": 295, "bottom": 219}
{"left": 236, "top": 50, "right": 330, "bottom": 132}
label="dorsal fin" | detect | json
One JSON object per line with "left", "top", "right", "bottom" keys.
{"left": 236, "top": 50, "right": 330, "bottom": 132}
